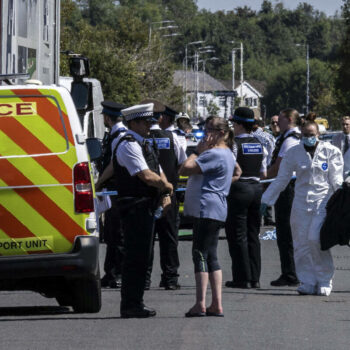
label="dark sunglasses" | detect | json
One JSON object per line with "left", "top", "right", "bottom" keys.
{"left": 271, "top": 121, "right": 278, "bottom": 125}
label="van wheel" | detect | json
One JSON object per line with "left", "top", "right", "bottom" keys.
{"left": 71, "top": 275, "right": 101, "bottom": 313}
{"left": 56, "top": 293, "right": 73, "bottom": 307}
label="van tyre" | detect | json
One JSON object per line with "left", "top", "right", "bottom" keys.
{"left": 56, "top": 293, "right": 73, "bottom": 307}
{"left": 71, "top": 274, "right": 102, "bottom": 313}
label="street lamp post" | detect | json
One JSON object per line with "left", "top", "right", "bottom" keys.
{"left": 240, "top": 42, "right": 244, "bottom": 106}
{"left": 148, "top": 20, "right": 174, "bottom": 48}
{"left": 184, "top": 41, "right": 204, "bottom": 112}
{"left": 195, "top": 51, "right": 199, "bottom": 119}
{"left": 194, "top": 49, "right": 215, "bottom": 119}
{"left": 229, "top": 42, "right": 244, "bottom": 111}
{"left": 306, "top": 44, "right": 310, "bottom": 114}
{"left": 199, "top": 57, "right": 219, "bottom": 118}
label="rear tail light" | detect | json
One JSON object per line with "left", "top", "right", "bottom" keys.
{"left": 73, "top": 162, "right": 94, "bottom": 213}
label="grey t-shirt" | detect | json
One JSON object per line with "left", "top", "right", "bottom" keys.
{"left": 195, "top": 148, "right": 235, "bottom": 222}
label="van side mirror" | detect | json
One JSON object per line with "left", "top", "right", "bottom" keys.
{"left": 86, "top": 138, "right": 102, "bottom": 161}
{"left": 71, "top": 81, "right": 93, "bottom": 111}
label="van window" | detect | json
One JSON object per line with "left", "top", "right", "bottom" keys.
{"left": 0, "top": 94, "right": 69, "bottom": 158}
{"left": 87, "top": 112, "right": 95, "bottom": 138}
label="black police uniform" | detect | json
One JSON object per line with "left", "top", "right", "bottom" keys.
{"left": 225, "top": 135, "right": 264, "bottom": 287}
{"left": 99, "top": 101, "right": 127, "bottom": 288}
{"left": 100, "top": 126, "right": 126, "bottom": 288}
{"left": 146, "top": 128, "right": 180, "bottom": 288}
{"left": 113, "top": 134, "right": 161, "bottom": 313}
{"left": 270, "top": 131, "right": 301, "bottom": 285}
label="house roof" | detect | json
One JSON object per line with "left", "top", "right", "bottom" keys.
{"left": 173, "top": 70, "right": 229, "bottom": 92}
{"left": 219, "top": 79, "right": 266, "bottom": 96}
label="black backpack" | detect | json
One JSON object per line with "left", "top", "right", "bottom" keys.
{"left": 320, "top": 182, "right": 350, "bottom": 250}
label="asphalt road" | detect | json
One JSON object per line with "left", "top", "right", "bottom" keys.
{"left": 0, "top": 230, "right": 350, "bottom": 350}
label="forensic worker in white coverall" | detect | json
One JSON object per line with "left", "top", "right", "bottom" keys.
{"left": 261, "top": 121, "right": 343, "bottom": 296}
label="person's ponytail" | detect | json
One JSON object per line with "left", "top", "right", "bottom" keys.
{"left": 225, "top": 129, "right": 235, "bottom": 150}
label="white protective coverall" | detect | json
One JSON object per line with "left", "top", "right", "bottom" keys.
{"left": 262, "top": 141, "right": 343, "bottom": 295}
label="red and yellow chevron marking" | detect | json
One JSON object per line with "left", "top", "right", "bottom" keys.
{"left": 1, "top": 119, "right": 73, "bottom": 187}
{"left": 0, "top": 89, "right": 90, "bottom": 256}
{"left": 11, "top": 89, "right": 75, "bottom": 145}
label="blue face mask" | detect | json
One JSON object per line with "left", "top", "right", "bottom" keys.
{"left": 302, "top": 136, "right": 318, "bottom": 147}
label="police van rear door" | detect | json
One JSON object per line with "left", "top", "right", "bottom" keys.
{"left": 0, "top": 87, "right": 89, "bottom": 256}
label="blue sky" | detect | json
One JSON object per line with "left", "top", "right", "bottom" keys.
{"left": 196, "top": 0, "right": 344, "bottom": 16}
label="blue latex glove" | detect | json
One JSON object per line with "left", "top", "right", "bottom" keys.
{"left": 260, "top": 203, "right": 268, "bottom": 216}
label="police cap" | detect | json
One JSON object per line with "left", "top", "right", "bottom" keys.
{"left": 122, "top": 103, "right": 155, "bottom": 122}
{"left": 175, "top": 112, "right": 190, "bottom": 121}
{"left": 140, "top": 98, "right": 178, "bottom": 120}
{"left": 232, "top": 107, "right": 255, "bottom": 123}
{"left": 101, "top": 101, "right": 127, "bottom": 118}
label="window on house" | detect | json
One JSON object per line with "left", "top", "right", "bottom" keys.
{"left": 245, "top": 98, "right": 253, "bottom": 107}
{"left": 253, "top": 98, "right": 258, "bottom": 107}
{"left": 219, "top": 97, "right": 226, "bottom": 107}
{"left": 199, "top": 96, "right": 207, "bottom": 107}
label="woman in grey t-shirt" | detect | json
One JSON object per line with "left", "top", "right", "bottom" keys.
{"left": 180, "top": 117, "right": 238, "bottom": 317}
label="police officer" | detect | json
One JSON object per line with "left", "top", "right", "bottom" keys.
{"left": 141, "top": 99, "right": 187, "bottom": 290}
{"left": 114, "top": 103, "right": 173, "bottom": 318}
{"left": 225, "top": 107, "right": 267, "bottom": 289}
{"left": 95, "top": 101, "right": 127, "bottom": 289}
{"left": 266, "top": 108, "right": 301, "bottom": 287}
{"left": 159, "top": 110, "right": 188, "bottom": 153}
{"left": 252, "top": 118, "right": 276, "bottom": 226}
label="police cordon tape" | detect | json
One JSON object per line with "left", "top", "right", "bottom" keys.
{"left": 96, "top": 191, "right": 118, "bottom": 196}
{"left": 95, "top": 177, "right": 297, "bottom": 196}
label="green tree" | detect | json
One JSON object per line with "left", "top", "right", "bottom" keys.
{"left": 60, "top": 0, "right": 182, "bottom": 107}
{"left": 263, "top": 58, "right": 334, "bottom": 115}
{"left": 207, "top": 100, "right": 220, "bottom": 115}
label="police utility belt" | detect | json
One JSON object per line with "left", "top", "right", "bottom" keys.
{"left": 114, "top": 196, "right": 154, "bottom": 211}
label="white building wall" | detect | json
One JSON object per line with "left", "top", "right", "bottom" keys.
{"left": 192, "top": 82, "right": 262, "bottom": 120}
{"left": 235, "top": 83, "right": 261, "bottom": 109}
{"left": 197, "top": 92, "right": 233, "bottom": 119}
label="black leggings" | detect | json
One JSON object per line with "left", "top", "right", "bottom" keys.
{"left": 192, "top": 218, "right": 222, "bottom": 273}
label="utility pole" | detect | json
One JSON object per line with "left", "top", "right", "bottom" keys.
{"left": 306, "top": 43, "right": 310, "bottom": 114}
{"left": 200, "top": 57, "right": 219, "bottom": 118}
{"left": 240, "top": 42, "right": 244, "bottom": 106}
{"left": 203, "top": 59, "right": 206, "bottom": 118}
{"left": 184, "top": 41, "right": 204, "bottom": 113}
{"left": 185, "top": 46, "right": 188, "bottom": 111}
{"left": 194, "top": 51, "right": 199, "bottom": 119}
{"left": 230, "top": 41, "right": 243, "bottom": 111}
{"left": 231, "top": 48, "right": 236, "bottom": 114}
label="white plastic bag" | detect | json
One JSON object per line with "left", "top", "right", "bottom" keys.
{"left": 95, "top": 188, "right": 112, "bottom": 214}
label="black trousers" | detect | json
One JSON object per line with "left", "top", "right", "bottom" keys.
{"left": 274, "top": 180, "right": 297, "bottom": 280}
{"left": 147, "top": 195, "right": 180, "bottom": 285}
{"left": 225, "top": 180, "right": 262, "bottom": 283}
{"left": 262, "top": 183, "right": 274, "bottom": 223}
{"left": 264, "top": 205, "right": 274, "bottom": 222}
{"left": 121, "top": 201, "right": 155, "bottom": 309}
{"left": 103, "top": 197, "right": 124, "bottom": 279}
